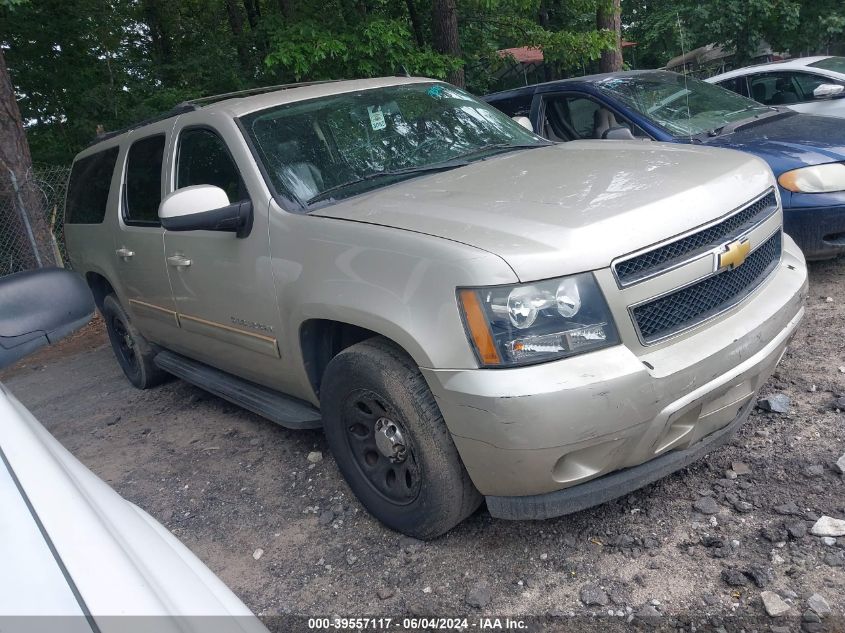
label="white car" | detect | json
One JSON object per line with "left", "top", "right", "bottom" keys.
{"left": 707, "top": 56, "right": 845, "bottom": 118}
{"left": 0, "top": 268, "right": 268, "bottom": 632}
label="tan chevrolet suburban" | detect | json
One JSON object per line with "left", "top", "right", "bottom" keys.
{"left": 65, "top": 77, "right": 808, "bottom": 539}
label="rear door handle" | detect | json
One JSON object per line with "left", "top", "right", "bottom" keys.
{"left": 167, "top": 254, "right": 192, "bottom": 267}
{"left": 115, "top": 247, "right": 134, "bottom": 259}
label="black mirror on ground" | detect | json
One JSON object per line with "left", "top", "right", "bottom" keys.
{"left": 0, "top": 268, "right": 95, "bottom": 369}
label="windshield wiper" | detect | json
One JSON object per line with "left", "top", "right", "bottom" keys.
{"left": 696, "top": 107, "right": 788, "bottom": 141}
{"left": 306, "top": 160, "right": 470, "bottom": 205}
{"left": 306, "top": 142, "right": 550, "bottom": 206}
{"left": 448, "top": 141, "right": 551, "bottom": 162}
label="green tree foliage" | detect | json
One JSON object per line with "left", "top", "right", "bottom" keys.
{"left": 457, "top": 0, "right": 615, "bottom": 93}
{"left": 1, "top": 0, "right": 621, "bottom": 163}
{"left": 624, "top": 0, "right": 844, "bottom": 69}
{"left": 683, "top": 0, "right": 800, "bottom": 64}
{"left": 787, "top": 0, "right": 845, "bottom": 54}
{"left": 9, "top": 0, "right": 843, "bottom": 167}
{"left": 263, "top": 10, "right": 461, "bottom": 80}
{"left": 623, "top": 0, "right": 691, "bottom": 69}
{"left": 2, "top": 0, "right": 255, "bottom": 163}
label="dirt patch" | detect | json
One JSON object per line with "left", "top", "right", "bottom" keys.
{"left": 3, "top": 261, "right": 844, "bottom": 630}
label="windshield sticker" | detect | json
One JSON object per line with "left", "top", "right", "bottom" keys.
{"left": 427, "top": 85, "right": 444, "bottom": 98}
{"left": 367, "top": 106, "right": 386, "bottom": 131}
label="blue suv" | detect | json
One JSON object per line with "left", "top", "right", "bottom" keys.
{"left": 485, "top": 70, "right": 845, "bottom": 260}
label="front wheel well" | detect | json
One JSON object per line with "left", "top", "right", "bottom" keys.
{"left": 299, "top": 320, "right": 396, "bottom": 399}
{"left": 85, "top": 272, "right": 115, "bottom": 312}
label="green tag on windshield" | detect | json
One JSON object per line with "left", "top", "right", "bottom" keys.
{"left": 368, "top": 106, "right": 386, "bottom": 131}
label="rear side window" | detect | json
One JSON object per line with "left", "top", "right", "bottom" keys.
{"left": 792, "top": 72, "right": 844, "bottom": 100}
{"left": 542, "top": 95, "right": 602, "bottom": 139}
{"left": 566, "top": 96, "right": 603, "bottom": 138}
{"left": 66, "top": 147, "right": 119, "bottom": 224}
{"left": 747, "top": 71, "right": 842, "bottom": 105}
{"left": 488, "top": 94, "right": 532, "bottom": 117}
{"left": 124, "top": 135, "right": 165, "bottom": 224}
{"left": 715, "top": 77, "right": 749, "bottom": 98}
{"left": 176, "top": 128, "right": 247, "bottom": 202}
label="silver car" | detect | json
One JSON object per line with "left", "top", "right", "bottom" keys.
{"left": 707, "top": 56, "right": 845, "bottom": 118}
{"left": 65, "top": 77, "right": 808, "bottom": 538}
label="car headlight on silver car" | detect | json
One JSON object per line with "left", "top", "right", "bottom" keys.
{"left": 458, "top": 273, "right": 620, "bottom": 367}
{"left": 778, "top": 163, "right": 845, "bottom": 193}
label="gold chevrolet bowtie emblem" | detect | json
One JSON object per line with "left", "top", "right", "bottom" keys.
{"left": 719, "top": 238, "right": 751, "bottom": 270}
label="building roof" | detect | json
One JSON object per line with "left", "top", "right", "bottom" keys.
{"left": 498, "top": 42, "right": 637, "bottom": 65}
{"left": 498, "top": 47, "right": 544, "bottom": 64}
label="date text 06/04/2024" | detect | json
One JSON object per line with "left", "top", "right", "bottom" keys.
{"left": 307, "top": 617, "right": 528, "bottom": 630}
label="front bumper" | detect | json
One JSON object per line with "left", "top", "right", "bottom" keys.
{"left": 422, "top": 236, "right": 807, "bottom": 511}
{"left": 486, "top": 396, "right": 753, "bottom": 520}
{"left": 783, "top": 191, "right": 845, "bottom": 260}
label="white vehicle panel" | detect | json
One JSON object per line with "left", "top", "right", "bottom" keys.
{"left": 0, "top": 455, "right": 87, "bottom": 619}
{"left": 0, "top": 384, "right": 267, "bottom": 631}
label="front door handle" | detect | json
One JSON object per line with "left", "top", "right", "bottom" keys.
{"left": 115, "top": 247, "right": 134, "bottom": 259}
{"left": 166, "top": 254, "right": 192, "bottom": 267}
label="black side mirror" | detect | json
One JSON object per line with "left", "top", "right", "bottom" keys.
{"left": 602, "top": 126, "right": 637, "bottom": 140}
{"left": 158, "top": 185, "right": 253, "bottom": 238}
{"left": 0, "top": 268, "right": 95, "bottom": 369}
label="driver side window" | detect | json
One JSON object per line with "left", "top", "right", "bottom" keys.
{"left": 792, "top": 72, "right": 844, "bottom": 101}
{"left": 541, "top": 94, "right": 645, "bottom": 141}
{"left": 176, "top": 128, "right": 248, "bottom": 202}
{"left": 748, "top": 71, "right": 843, "bottom": 105}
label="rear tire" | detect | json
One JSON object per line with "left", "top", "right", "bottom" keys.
{"left": 320, "top": 337, "right": 481, "bottom": 539}
{"left": 102, "top": 294, "right": 167, "bottom": 389}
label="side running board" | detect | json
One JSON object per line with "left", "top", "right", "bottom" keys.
{"left": 154, "top": 350, "right": 322, "bottom": 430}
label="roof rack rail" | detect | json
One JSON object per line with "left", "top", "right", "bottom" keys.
{"left": 89, "top": 103, "right": 200, "bottom": 146}
{"left": 180, "top": 79, "right": 343, "bottom": 107}
{"left": 89, "top": 80, "right": 341, "bottom": 147}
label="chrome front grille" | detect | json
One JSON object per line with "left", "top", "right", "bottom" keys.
{"left": 614, "top": 190, "right": 777, "bottom": 286}
{"left": 631, "top": 231, "right": 782, "bottom": 344}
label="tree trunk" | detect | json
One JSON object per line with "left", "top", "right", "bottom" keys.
{"left": 405, "top": 0, "right": 425, "bottom": 48}
{"left": 0, "top": 49, "right": 56, "bottom": 269}
{"left": 431, "top": 0, "right": 463, "bottom": 87}
{"left": 242, "top": 0, "right": 261, "bottom": 29}
{"left": 597, "top": 0, "right": 623, "bottom": 73}
{"left": 225, "top": 0, "right": 252, "bottom": 74}
{"left": 243, "top": 0, "right": 269, "bottom": 57}
{"left": 538, "top": 1, "right": 552, "bottom": 81}
{"left": 142, "top": 0, "right": 173, "bottom": 75}
{"left": 277, "top": 0, "right": 294, "bottom": 19}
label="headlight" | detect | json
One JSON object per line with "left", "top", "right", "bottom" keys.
{"left": 778, "top": 163, "right": 845, "bottom": 193}
{"left": 458, "top": 273, "right": 620, "bottom": 367}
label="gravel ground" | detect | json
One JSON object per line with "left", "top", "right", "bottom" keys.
{"left": 3, "top": 260, "right": 845, "bottom": 632}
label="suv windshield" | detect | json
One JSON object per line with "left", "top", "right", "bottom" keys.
{"left": 240, "top": 82, "right": 546, "bottom": 206}
{"left": 597, "top": 72, "right": 772, "bottom": 137}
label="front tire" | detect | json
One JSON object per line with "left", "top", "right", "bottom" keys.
{"left": 320, "top": 337, "right": 481, "bottom": 539}
{"left": 102, "top": 294, "right": 167, "bottom": 389}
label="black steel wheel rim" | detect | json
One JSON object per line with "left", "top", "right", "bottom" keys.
{"left": 112, "top": 316, "right": 138, "bottom": 372}
{"left": 341, "top": 389, "right": 421, "bottom": 505}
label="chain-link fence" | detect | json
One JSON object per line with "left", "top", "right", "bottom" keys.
{"left": 0, "top": 164, "right": 71, "bottom": 277}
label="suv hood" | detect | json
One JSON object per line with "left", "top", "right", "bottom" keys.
{"left": 705, "top": 112, "right": 845, "bottom": 173}
{"left": 314, "top": 142, "right": 774, "bottom": 281}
